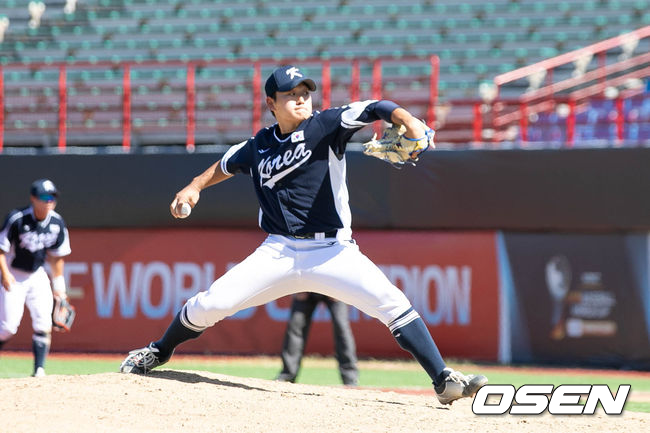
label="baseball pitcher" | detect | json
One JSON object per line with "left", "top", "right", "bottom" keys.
{"left": 120, "top": 65, "right": 487, "bottom": 405}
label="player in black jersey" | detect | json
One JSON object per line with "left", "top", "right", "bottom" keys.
{"left": 0, "top": 179, "right": 71, "bottom": 377}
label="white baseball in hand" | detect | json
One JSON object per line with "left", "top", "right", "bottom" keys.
{"left": 179, "top": 202, "right": 192, "bottom": 218}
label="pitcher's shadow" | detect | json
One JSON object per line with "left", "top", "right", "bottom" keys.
{"left": 147, "top": 369, "right": 427, "bottom": 407}
{"left": 147, "top": 369, "right": 271, "bottom": 392}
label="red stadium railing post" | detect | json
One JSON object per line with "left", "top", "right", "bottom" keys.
{"left": 372, "top": 59, "right": 382, "bottom": 135}
{"left": 615, "top": 96, "right": 624, "bottom": 145}
{"left": 252, "top": 61, "right": 261, "bottom": 135}
{"left": 491, "top": 101, "right": 500, "bottom": 143}
{"left": 519, "top": 101, "right": 528, "bottom": 145}
{"left": 58, "top": 65, "right": 67, "bottom": 151}
{"left": 0, "top": 65, "right": 4, "bottom": 153}
{"left": 427, "top": 55, "right": 439, "bottom": 128}
{"left": 322, "top": 60, "right": 331, "bottom": 110}
{"left": 566, "top": 98, "right": 576, "bottom": 147}
{"left": 122, "top": 64, "right": 131, "bottom": 151}
{"left": 598, "top": 51, "right": 607, "bottom": 95}
{"left": 350, "top": 59, "right": 360, "bottom": 102}
{"left": 371, "top": 59, "right": 382, "bottom": 100}
{"left": 473, "top": 102, "right": 482, "bottom": 143}
{"left": 186, "top": 62, "right": 196, "bottom": 152}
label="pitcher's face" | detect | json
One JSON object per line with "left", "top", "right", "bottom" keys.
{"left": 267, "top": 83, "right": 313, "bottom": 133}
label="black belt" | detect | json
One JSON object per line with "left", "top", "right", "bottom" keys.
{"left": 291, "top": 230, "right": 338, "bottom": 239}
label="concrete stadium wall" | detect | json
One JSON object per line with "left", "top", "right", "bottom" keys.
{"left": 2, "top": 148, "right": 650, "bottom": 231}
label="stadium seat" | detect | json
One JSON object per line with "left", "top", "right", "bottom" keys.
{"left": 0, "top": 0, "right": 647, "bottom": 148}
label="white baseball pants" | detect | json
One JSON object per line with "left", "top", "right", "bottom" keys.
{"left": 183, "top": 235, "right": 412, "bottom": 331}
{"left": 0, "top": 266, "right": 53, "bottom": 341}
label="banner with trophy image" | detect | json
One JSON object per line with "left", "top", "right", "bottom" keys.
{"left": 499, "top": 232, "right": 650, "bottom": 368}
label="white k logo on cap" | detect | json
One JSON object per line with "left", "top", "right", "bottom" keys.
{"left": 42, "top": 180, "right": 56, "bottom": 192}
{"left": 286, "top": 67, "right": 303, "bottom": 79}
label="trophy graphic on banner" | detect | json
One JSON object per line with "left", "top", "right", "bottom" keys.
{"left": 545, "top": 255, "right": 572, "bottom": 340}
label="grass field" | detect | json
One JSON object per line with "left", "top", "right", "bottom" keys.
{"left": 2, "top": 351, "right": 649, "bottom": 413}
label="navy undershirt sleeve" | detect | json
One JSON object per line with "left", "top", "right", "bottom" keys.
{"left": 374, "top": 100, "right": 400, "bottom": 123}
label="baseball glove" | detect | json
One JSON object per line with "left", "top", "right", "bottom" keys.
{"left": 362, "top": 121, "right": 435, "bottom": 167}
{"left": 52, "top": 295, "right": 76, "bottom": 332}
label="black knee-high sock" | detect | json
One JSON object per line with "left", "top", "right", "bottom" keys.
{"left": 153, "top": 309, "right": 203, "bottom": 360}
{"left": 391, "top": 310, "right": 447, "bottom": 386}
{"left": 32, "top": 332, "right": 50, "bottom": 371}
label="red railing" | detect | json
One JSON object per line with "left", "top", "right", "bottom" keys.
{"left": 186, "top": 63, "right": 196, "bottom": 151}
{"left": 0, "top": 50, "right": 646, "bottom": 151}
{"left": 0, "top": 67, "right": 4, "bottom": 150}
{"left": 521, "top": 52, "right": 650, "bottom": 104}
{"left": 58, "top": 65, "right": 67, "bottom": 151}
{"left": 0, "top": 55, "right": 439, "bottom": 152}
{"left": 487, "top": 26, "right": 650, "bottom": 146}
{"left": 492, "top": 58, "right": 650, "bottom": 133}
{"left": 122, "top": 64, "right": 131, "bottom": 151}
{"left": 494, "top": 26, "right": 650, "bottom": 94}
{"left": 428, "top": 92, "right": 648, "bottom": 147}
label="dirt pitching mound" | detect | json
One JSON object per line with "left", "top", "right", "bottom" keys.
{"left": 2, "top": 370, "right": 649, "bottom": 433}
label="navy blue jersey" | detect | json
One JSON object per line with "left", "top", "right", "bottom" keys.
{"left": 221, "top": 100, "right": 394, "bottom": 237}
{"left": 0, "top": 206, "right": 71, "bottom": 272}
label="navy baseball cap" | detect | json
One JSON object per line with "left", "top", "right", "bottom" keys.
{"left": 265, "top": 65, "right": 317, "bottom": 97}
{"left": 30, "top": 179, "right": 58, "bottom": 198}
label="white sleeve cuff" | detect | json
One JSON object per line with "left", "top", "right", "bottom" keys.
{"left": 52, "top": 275, "right": 67, "bottom": 297}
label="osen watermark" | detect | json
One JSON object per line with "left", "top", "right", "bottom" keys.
{"left": 472, "top": 384, "right": 631, "bottom": 415}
